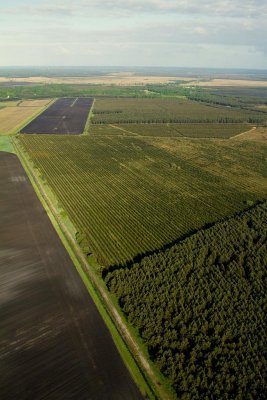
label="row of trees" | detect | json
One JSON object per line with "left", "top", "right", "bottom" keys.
{"left": 106, "top": 201, "right": 267, "bottom": 399}
{"left": 92, "top": 117, "right": 265, "bottom": 124}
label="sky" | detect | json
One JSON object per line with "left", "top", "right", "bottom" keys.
{"left": 0, "top": 0, "right": 267, "bottom": 69}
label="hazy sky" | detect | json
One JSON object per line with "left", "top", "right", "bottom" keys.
{"left": 1, "top": 0, "right": 267, "bottom": 68}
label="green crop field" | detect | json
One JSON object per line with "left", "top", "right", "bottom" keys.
{"left": 88, "top": 97, "right": 265, "bottom": 140}
{"left": 91, "top": 97, "right": 266, "bottom": 124}
{"left": 19, "top": 135, "right": 267, "bottom": 269}
{"left": 89, "top": 123, "right": 183, "bottom": 137}
{"left": 90, "top": 123, "right": 252, "bottom": 138}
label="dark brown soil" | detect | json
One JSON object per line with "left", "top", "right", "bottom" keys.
{"left": 21, "top": 97, "right": 93, "bottom": 134}
{"left": 0, "top": 151, "right": 143, "bottom": 400}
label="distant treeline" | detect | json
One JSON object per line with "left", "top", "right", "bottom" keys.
{"left": 0, "top": 84, "right": 157, "bottom": 99}
{"left": 188, "top": 92, "right": 267, "bottom": 110}
{"left": 0, "top": 82, "right": 266, "bottom": 111}
{"left": 106, "top": 201, "right": 267, "bottom": 399}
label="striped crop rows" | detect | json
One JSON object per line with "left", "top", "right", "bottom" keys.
{"left": 90, "top": 123, "right": 252, "bottom": 138}
{"left": 19, "top": 135, "right": 266, "bottom": 268}
{"left": 92, "top": 98, "right": 266, "bottom": 125}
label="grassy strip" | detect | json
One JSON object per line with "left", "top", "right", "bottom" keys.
{"left": 13, "top": 137, "right": 161, "bottom": 400}
{"left": 0, "top": 136, "right": 15, "bottom": 153}
{"left": 13, "top": 98, "right": 56, "bottom": 134}
{"left": 83, "top": 98, "right": 96, "bottom": 135}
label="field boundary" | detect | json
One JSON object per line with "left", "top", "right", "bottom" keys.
{"left": 13, "top": 137, "right": 175, "bottom": 400}
{"left": 230, "top": 125, "right": 257, "bottom": 139}
{"left": 11, "top": 98, "right": 55, "bottom": 135}
{"left": 83, "top": 97, "right": 95, "bottom": 134}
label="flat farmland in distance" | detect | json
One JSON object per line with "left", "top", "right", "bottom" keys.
{"left": 184, "top": 78, "right": 267, "bottom": 87}
{"left": 89, "top": 123, "right": 252, "bottom": 138}
{"left": 19, "top": 135, "right": 267, "bottom": 268}
{"left": 0, "top": 101, "right": 50, "bottom": 135}
{"left": 21, "top": 97, "right": 93, "bottom": 134}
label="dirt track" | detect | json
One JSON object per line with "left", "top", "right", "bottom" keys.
{"left": 0, "top": 151, "right": 143, "bottom": 400}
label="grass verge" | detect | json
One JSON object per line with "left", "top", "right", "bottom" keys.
{"left": 83, "top": 97, "right": 96, "bottom": 135}
{"left": 0, "top": 136, "right": 15, "bottom": 153}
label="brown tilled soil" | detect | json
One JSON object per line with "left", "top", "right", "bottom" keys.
{"left": 0, "top": 151, "right": 143, "bottom": 400}
{"left": 21, "top": 97, "right": 94, "bottom": 135}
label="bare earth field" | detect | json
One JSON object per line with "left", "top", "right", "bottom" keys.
{"left": 21, "top": 97, "right": 93, "bottom": 134}
{"left": 0, "top": 151, "right": 143, "bottom": 400}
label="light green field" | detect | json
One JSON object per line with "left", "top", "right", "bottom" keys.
{"left": 89, "top": 123, "right": 252, "bottom": 138}
{"left": 0, "top": 136, "right": 15, "bottom": 153}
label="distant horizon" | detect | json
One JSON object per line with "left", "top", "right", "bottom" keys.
{"left": 0, "top": 66, "right": 267, "bottom": 72}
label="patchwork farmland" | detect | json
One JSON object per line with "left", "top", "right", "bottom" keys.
{"left": 21, "top": 97, "right": 94, "bottom": 134}
{"left": 4, "top": 82, "right": 267, "bottom": 400}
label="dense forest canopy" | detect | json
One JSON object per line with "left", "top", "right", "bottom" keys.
{"left": 106, "top": 201, "right": 267, "bottom": 399}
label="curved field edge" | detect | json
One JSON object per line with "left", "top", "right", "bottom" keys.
{"left": 12, "top": 137, "right": 175, "bottom": 400}
{"left": 105, "top": 201, "right": 267, "bottom": 399}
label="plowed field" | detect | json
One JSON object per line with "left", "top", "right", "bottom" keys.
{"left": 21, "top": 97, "right": 93, "bottom": 134}
{"left": 0, "top": 151, "right": 143, "bottom": 400}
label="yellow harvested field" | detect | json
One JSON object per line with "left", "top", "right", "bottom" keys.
{"left": 19, "top": 99, "right": 52, "bottom": 107}
{"left": 256, "top": 104, "right": 267, "bottom": 110}
{"left": 0, "top": 75, "right": 193, "bottom": 86}
{"left": 183, "top": 79, "right": 267, "bottom": 88}
{"left": 0, "top": 107, "right": 42, "bottom": 134}
{"left": 0, "top": 76, "right": 266, "bottom": 87}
